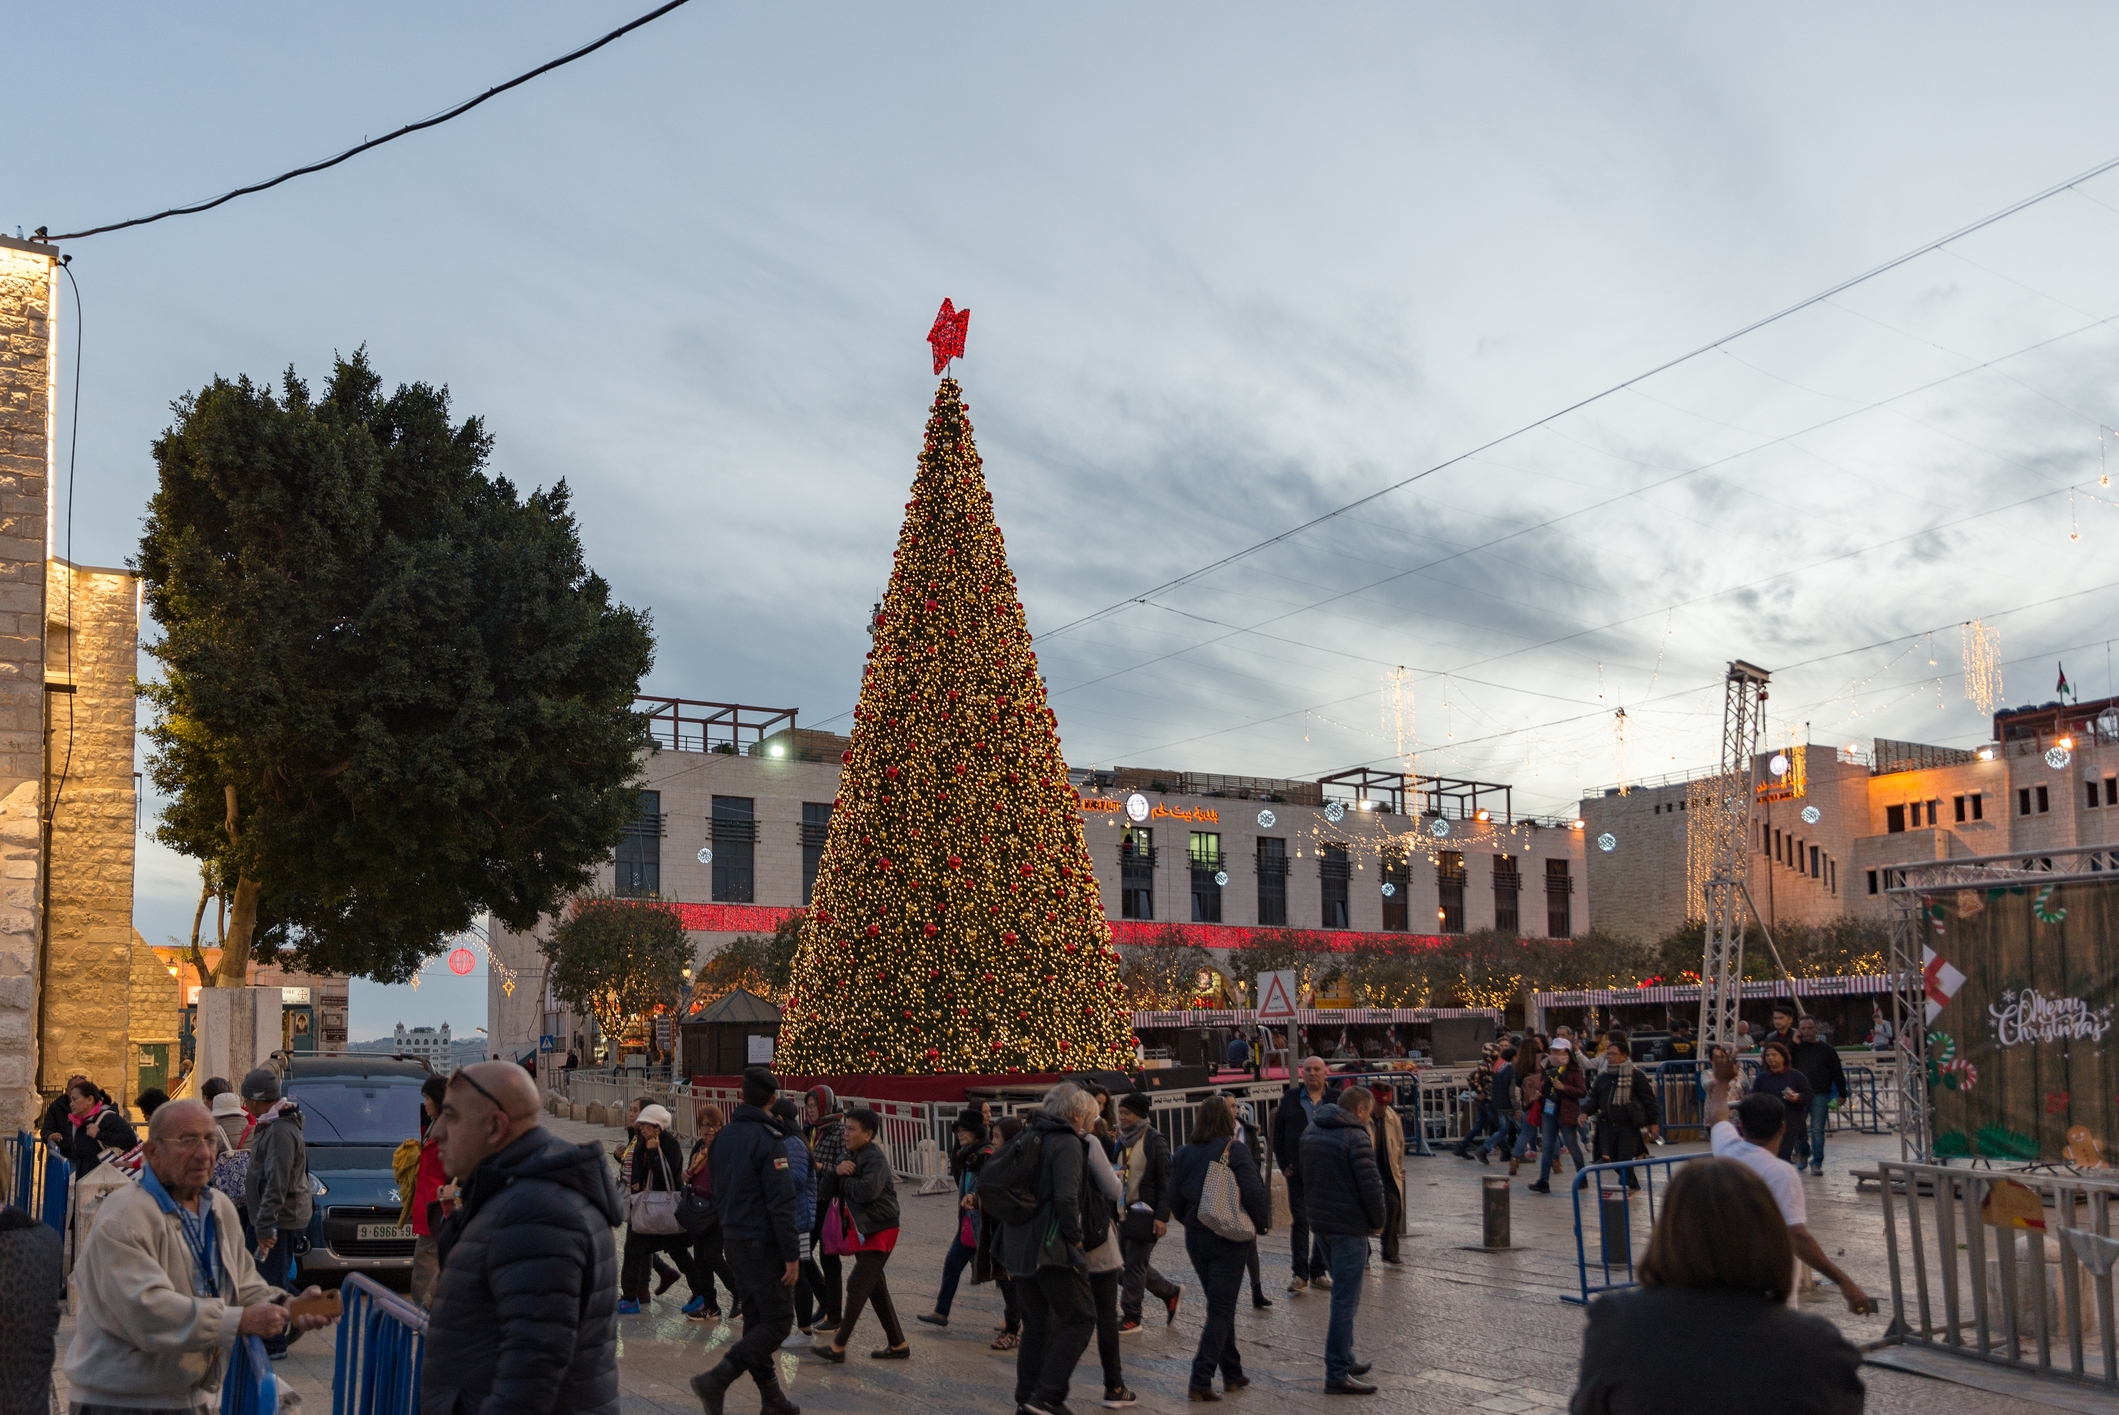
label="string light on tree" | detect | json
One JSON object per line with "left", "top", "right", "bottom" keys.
{"left": 775, "top": 306, "right": 1131, "bottom": 1075}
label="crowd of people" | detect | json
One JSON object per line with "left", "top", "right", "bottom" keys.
{"left": 12, "top": 1021, "right": 1884, "bottom": 1415}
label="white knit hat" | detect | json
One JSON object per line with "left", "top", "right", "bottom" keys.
{"left": 210, "top": 1091, "right": 246, "bottom": 1117}
{"left": 636, "top": 1103, "right": 675, "bottom": 1129}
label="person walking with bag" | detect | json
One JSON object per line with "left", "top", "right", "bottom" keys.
{"left": 812, "top": 1107, "right": 908, "bottom": 1362}
{"left": 1585, "top": 1031, "right": 1660, "bottom": 1193}
{"left": 1082, "top": 1115, "right": 1137, "bottom": 1409}
{"left": 1302, "top": 1088, "right": 1387, "bottom": 1395}
{"left": 618, "top": 1104, "right": 693, "bottom": 1315}
{"left": 1113, "top": 1094, "right": 1181, "bottom": 1334}
{"left": 917, "top": 1114, "right": 990, "bottom": 1328}
{"left": 1365, "top": 1085, "right": 1406, "bottom": 1264}
{"left": 690, "top": 1069, "right": 802, "bottom": 1415}
{"left": 1527, "top": 1040, "right": 1589, "bottom": 1195}
{"left": 680, "top": 1103, "right": 740, "bottom": 1322}
{"left": 991, "top": 1083, "right": 1101, "bottom": 1415}
{"left": 1171, "top": 1095, "right": 1270, "bottom": 1403}
{"left": 803, "top": 1086, "right": 847, "bottom": 1331}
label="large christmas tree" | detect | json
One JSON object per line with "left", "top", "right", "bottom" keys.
{"left": 775, "top": 377, "right": 1133, "bottom": 1075}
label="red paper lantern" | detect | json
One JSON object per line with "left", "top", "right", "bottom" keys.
{"left": 447, "top": 947, "right": 476, "bottom": 976}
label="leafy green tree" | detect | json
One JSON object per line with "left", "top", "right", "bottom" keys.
{"left": 140, "top": 352, "right": 654, "bottom": 984}
{"left": 1117, "top": 929, "right": 1218, "bottom": 1009}
{"left": 542, "top": 895, "right": 694, "bottom": 1042}
{"left": 694, "top": 914, "right": 804, "bottom": 1003}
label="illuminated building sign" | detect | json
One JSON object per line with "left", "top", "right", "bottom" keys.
{"left": 1080, "top": 798, "right": 1219, "bottom": 823}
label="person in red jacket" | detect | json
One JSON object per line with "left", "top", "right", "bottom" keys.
{"left": 407, "top": 1075, "right": 453, "bottom": 1306}
{"left": 1526, "top": 1039, "right": 1588, "bottom": 1194}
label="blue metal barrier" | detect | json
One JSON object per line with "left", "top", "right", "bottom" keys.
{"left": 1564, "top": 1152, "right": 1700, "bottom": 1306}
{"left": 6, "top": 1130, "right": 68, "bottom": 1233}
{"left": 333, "top": 1272, "right": 427, "bottom": 1415}
{"left": 221, "top": 1334, "right": 278, "bottom": 1415}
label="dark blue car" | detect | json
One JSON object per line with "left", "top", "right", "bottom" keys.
{"left": 275, "top": 1054, "right": 431, "bottom": 1280}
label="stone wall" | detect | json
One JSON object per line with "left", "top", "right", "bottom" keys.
{"left": 0, "top": 237, "right": 52, "bottom": 1129}
{"left": 40, "top": 560, "right": 138, "bottom": 1108}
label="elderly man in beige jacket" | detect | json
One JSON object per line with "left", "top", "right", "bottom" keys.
{"left": 65, "top": 1098, "right": 334, "bottom": 1413}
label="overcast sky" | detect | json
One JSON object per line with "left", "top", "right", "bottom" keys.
{"left": 15, "top": 3, "right": 2119, "bottom": 1037}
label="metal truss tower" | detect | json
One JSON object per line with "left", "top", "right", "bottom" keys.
{"left": 1698, "top": 660, "right": 1770, "bottom": 1050}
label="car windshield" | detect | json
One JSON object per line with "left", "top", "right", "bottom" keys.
{"left": 287, "top": 1078, "right": 424, "bottom": 1145}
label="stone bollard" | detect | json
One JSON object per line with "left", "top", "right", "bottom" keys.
{"left": 586, "top": 1101, "right": 607, "bottom": 1126}
{"left": 1482, "top": 1174, "right": 1511, "bottom": 1249}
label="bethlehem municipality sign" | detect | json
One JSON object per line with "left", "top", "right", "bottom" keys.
{"left": 1989, "top": 988, "right": 2116, "bottom": 1048}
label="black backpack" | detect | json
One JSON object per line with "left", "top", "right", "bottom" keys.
{"left": 976, "top": 1127, "right": 1046, "bottom": 1227}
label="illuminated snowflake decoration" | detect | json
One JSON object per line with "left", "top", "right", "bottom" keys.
{"left": 1428, "top": 817, "right": 1451, "bottom": 838}
{"left": 1324, "top": 801, "right": 1346, "bottom": 822}
{"left": 1256, "top": 809, "right": 1277, "bottom": 828}
{"left": 1214, "top": 870, "right": 1229, "bottom": 887}
{"left": 1597, "top": 832, "right": 1618, "bottom": 852}
{"left": 697, "top": 846, "right": 713, "bottom": 865}
{"left": 1800, "top": 805, "right": 1820, "bottom": 825}
{"left": 1381, "top": 882, "right": 1397, "bottom": 897}
{"left": 2047, "top": 746, "right": 2072, "bottom": 770}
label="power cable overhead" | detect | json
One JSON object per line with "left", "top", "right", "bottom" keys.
{"left": 40, "top": 0, "right": 695, "bottom": 242}
{"left": 1037, "top": 148, "right": 2119, "bottom": 641}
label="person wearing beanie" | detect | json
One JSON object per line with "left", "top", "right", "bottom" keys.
{"left": 238, "top": 1068, "right": 308, "bottom": 1355}
{"left": 691, "top": 1068, "right": 801, "bottom": 1415}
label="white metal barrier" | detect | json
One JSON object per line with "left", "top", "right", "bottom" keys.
{"left": 1878, "top": 1159, "right": 2119, "bottom": 1390}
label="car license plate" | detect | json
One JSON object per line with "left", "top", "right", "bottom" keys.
{"left": 357, "top": 1223, "right": 413, "bottom": 1241}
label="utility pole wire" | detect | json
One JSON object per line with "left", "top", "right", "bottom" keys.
{"left": 41, "top": 0, "right": 695, "bottom": 242}
{"left": 1038, "top": 147, "right": 2119, "bottom": 641}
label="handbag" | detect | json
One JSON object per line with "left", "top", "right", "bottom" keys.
{"left": 822, "top": 1198, "right": 899, "bottom": 1256}
{"left": 628, "top": 1188, "right": 684, "bottom": 1236}
{"left": 676, "top": 1190, "right": 718, "bottom": 1235}
{"left": 959, "top": 1210, "right": 977, "bottom": 1248}
{"left": 1196, "top": 1140, "right": 1256, "bottom": 1243}
{"left": 1086, "top": 1229, "right": 1124, "bottom": 1274}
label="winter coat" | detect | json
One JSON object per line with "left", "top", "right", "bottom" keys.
{"left": 1538, "top": 1061, "right": 1588, "bottom": 1128}
{"left": 65, "top": 1165, "right": 285, "bottom": 1410}
{"left": 1790, "top": 1040, "right": 1847, "bottom": 1101}
{"left": 782, "top": 1132, "right": 816, "bottom": 1235}
{"left": 242, "top": 1103, "right": 311, "bottom": 1246}
{"left": 1569, "top": 1285, "right": 1863, "bottom": 1415}
{"left": 808, "top": 1109, "right": 848, "bottom": 1212}
{"left": 835, "top": 1141, "right": 899, "bottom": 1237}
{"left": 1587, "top": 1062, "right": 1660, "bottom": 1163}
{"left": 1170, "top": 1137, "right": 1270, "bottom": 1242}
{"left": 1115, "top": 1121, "right": 1173, "bottom": 1222}
{"left": 40, "top": 1087, "right": 115, "bottom": 1148}
{"left": 1, "top": 1208, "right": 64, "bottom": 1414}
{"left": 422, "top": 1127, "right": 623, "bottom": 1415}
{"left": 1298, "top": 1105, "right": 1387, "bottom": 1237}
{"left": 1000, "top": 1114, "right": 1086, "bottom": 1277}
{"left": 1371, "top": 1103, "right": 1406, "bottom": 1189}
{"left": 54, "top": 1103, "right": 137, "bottom": 1177}
{"left": 1270, "top": 1083, "right": 1341, "bottom": 1175}
{"left": 627, "top": 1135, "right": 684, "bottom": 1196}
{"left": 709, "top": 1104, "right": 800, "bottom": 1262}
{"left": 1491, "top": 1062, "right": 1522, "bottom": 1115}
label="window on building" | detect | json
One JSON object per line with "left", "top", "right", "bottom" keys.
{"left": 1120, "top": 826, "right": 1155, "bottom": 920}
{"left": 1320, "top": 843, "right": 1350, "bottom": 929}
{"left": 615, "top": 790, "right": 662, "bottom": 897}
{"left": 1867, "top": 869, "right": 1878, "bottom": 896}
{"left": 1545, "top": 859, "right": 1572, "bottom": 938}
{"left": 1493, "top": 854, "right": 1521, "bottom": 936}
{"left": 1809, "top": 845, "right": 1820, "bottom": 880}
{"left": 2106, "top": 778, "right": 2118, "bottom": 807}
{"left": 1189, "top": 831, "right": 1223, "bottom": 924}
{"left": 1760, "top": 822, "right": 1770, "bottom": 853}
{"left": 1829, "top": 859, "right": 1837, "bottom": 894}
{"left": 1930, "top": 798, "right": 1942, "bottom": 825}
{"left": 710, "top": 796, "right": 756, "bottom": 902}
{"left": 1774, "top": 828, "right": 1783, "bottom": 860}
{"left": 1257, "top": 837, "right": 1288, "bottom": 927}
{"left": 1437, "top": 850, "right": 1466, "bottom": 934}
{"left": 2039, "top": 785, "right": 2051, "bottom": 814}
{"left": 2091, "top": 781, "right": 2103, "bottom": 811}
{"left": 1954, "top": 795, "right": 1966, "bottom": 822}
{"left": 1971, "top": 793, "right": 1984, "bottom": 820}
{"left": 800, "top": 802, "right": 832, "bottom": 906}
{"left": 2019, "top": 787, "right": 2032, "bottom": 817}
{"left": 1886, "top": 804, "right": 1905, "bottom": 834}
{"left": 1381, "top": 847, "right": 1410, "bottom": 932}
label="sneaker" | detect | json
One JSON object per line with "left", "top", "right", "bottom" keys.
{"left": 1527, "top": 1181, "right": 1551, "bottom": 1194}
{"left": 1166, "top": 1291, "right": 1183, "bottom": 1325}
{"left": 682, "top": 1294, "right": 707, "bottom": 1317}
{"left": 1102, "top": 1388, "right": 1140, "bottom": 1408}
{"left": 1118, "top": 1318, "right": 1143, "bottom": 1335}
{"left": 615, "top": 1299, "right": 642, "bottom": 1315}
{"left": 780, "top": 1330, "right": 810, "bottom": 1349}
{"left": 1312, "top": 1273, "right": 1333, "bottom": 1290}
{"left": 917, "top": 1312, "right": 949, "bottom": 1327}
{"left": 1810, "top": 1167, "right": 1824, "bottom": 1176}
{"left": 1287, "top": 1277, "right": 1308, "bottom": 1293}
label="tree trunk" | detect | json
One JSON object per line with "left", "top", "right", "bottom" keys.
{"left": 214, "top": 874, "right": 264, "bottom": 986}
{"left": 187, "top": 878, "right": 217, "bottom": 991}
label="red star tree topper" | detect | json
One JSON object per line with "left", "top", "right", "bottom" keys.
{"left": 775, "top": 377, "right": 1131, "bottom": 1075}
{"left": 927, "top": 298, "right": 969, "bottom": 374}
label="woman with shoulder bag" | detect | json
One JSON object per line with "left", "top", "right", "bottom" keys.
{"left": 617, "top": 1104, "right": 693, "bottom": 1315}
{"left": 813, "top": 1107, "right": 908, "bottom": 1362}
{"left": 679, "top": 1103, "right": 738, "bottom": 1321}
{"left": 1171, "top": 1096, "right": 1271, "bottom": 1402}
